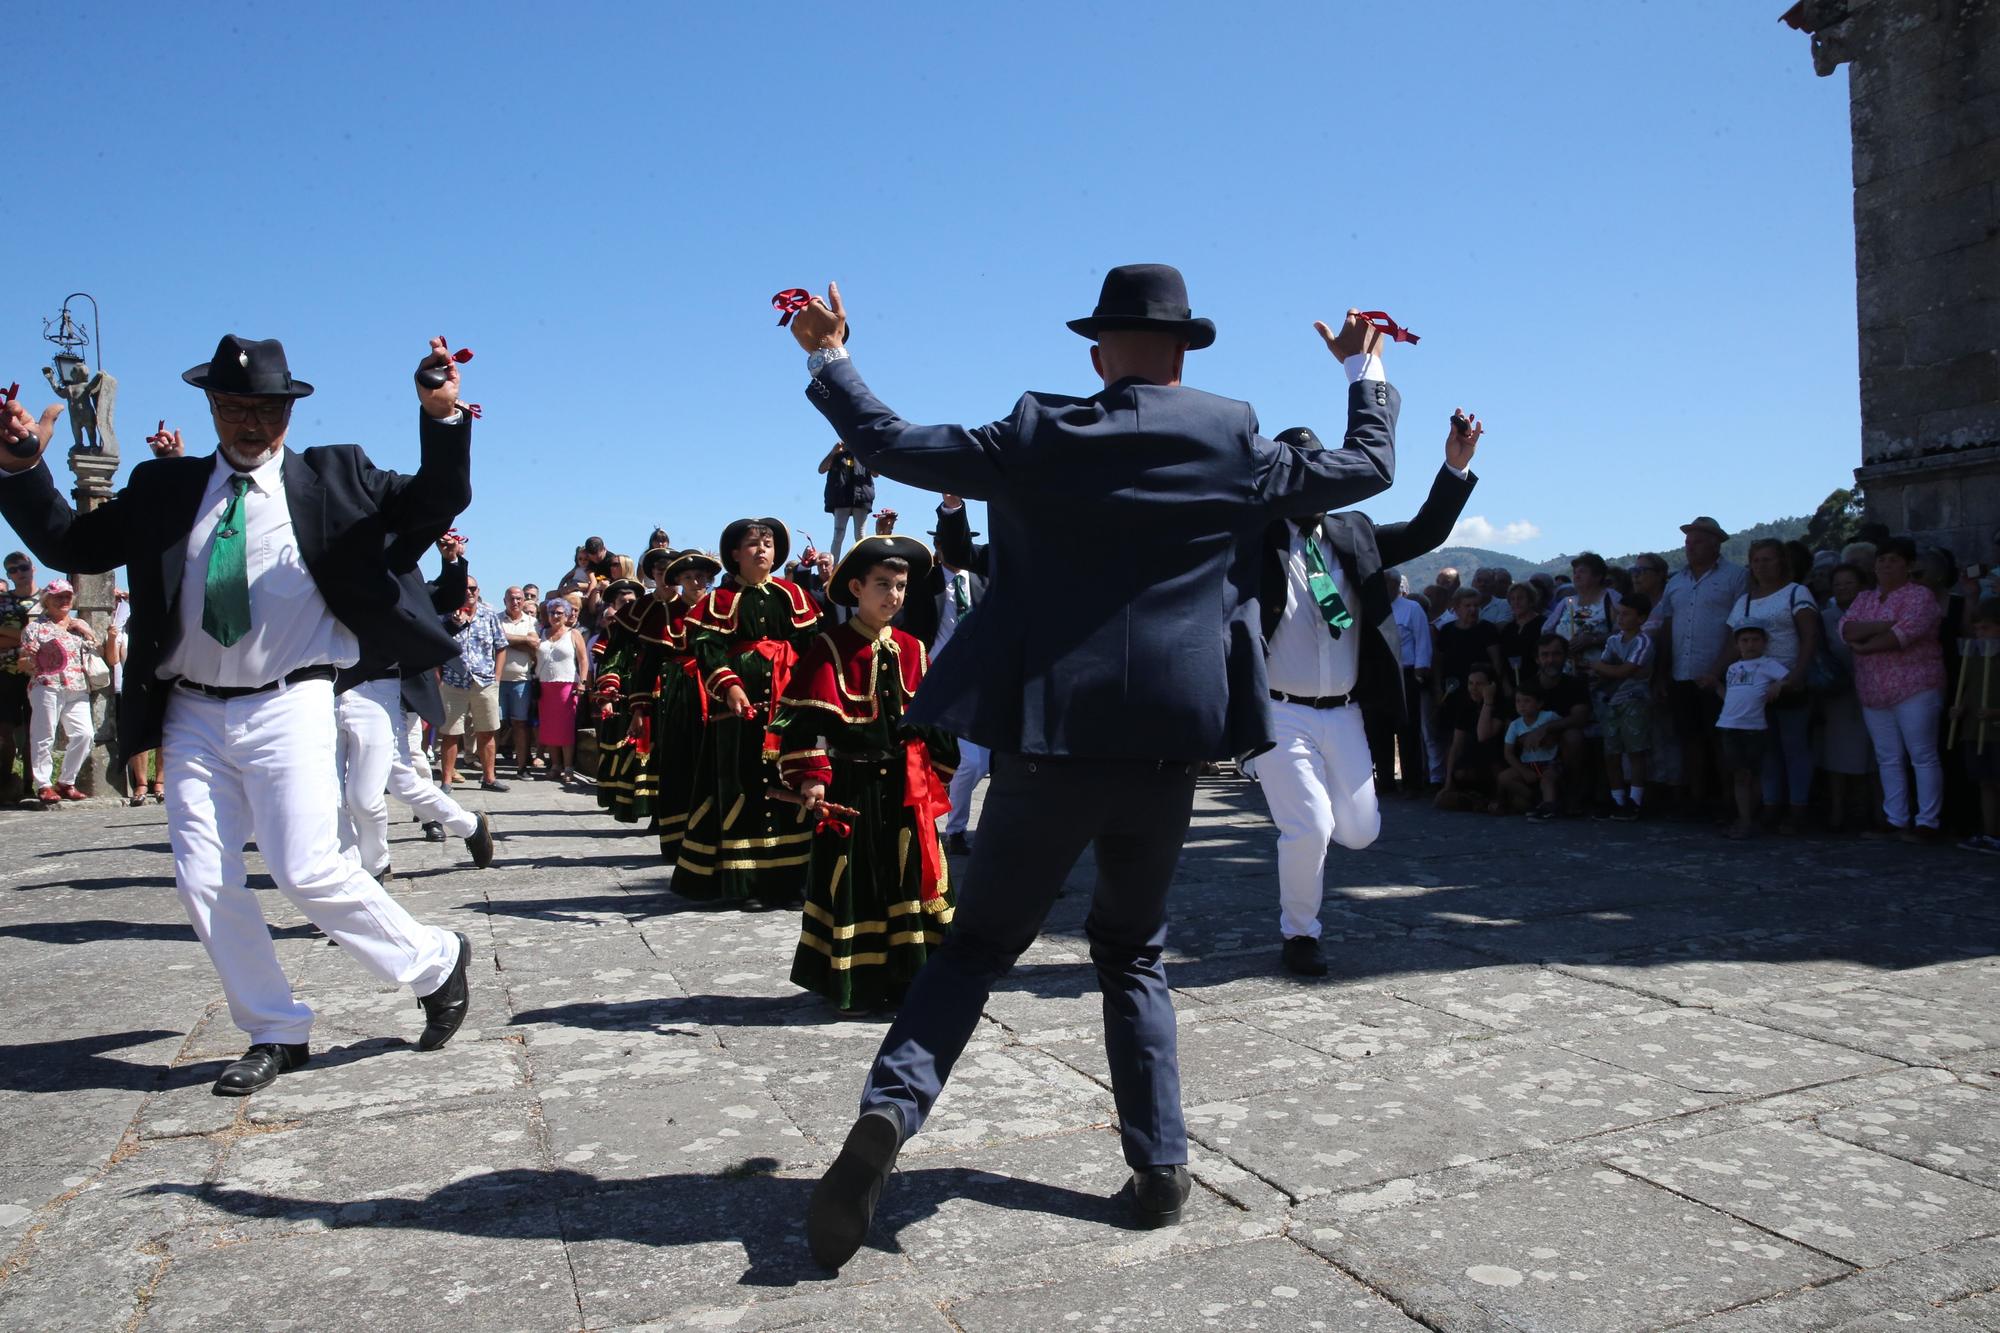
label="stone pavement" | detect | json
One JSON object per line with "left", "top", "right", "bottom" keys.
{"left": 1, "top": 777, "right": 1997, "bottom": 1332}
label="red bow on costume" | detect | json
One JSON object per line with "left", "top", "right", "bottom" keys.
{"left": 902, "top": 739, "right": 953, "bottom": 907}
{"left": 678, "top": 656, "right": 709, "bottom": 722}
{"left": 771, "top": 289, "right": 812, "bottom": 327}
{"left": 742, "top": 638, "right": 799, "bottom": 719}
{"left": 1357, "top": 311, "right": 1421, "bottom": 345}
{"left": 629, "top": 709, "right": 654, "bottom": 758}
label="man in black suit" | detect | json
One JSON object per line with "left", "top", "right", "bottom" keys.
{"left": 925, "top": 496, "right": 990, "bottom": 854}
{"left": 1246, "top": 415, "right": 1483, "bottom": 976}
{"left": 0, "top": 335, "right": 477, "bottom": 1097}
{"left": 782, "top": 265, "right": 1399, "bottom": 1265}
{"left": 892, "top": 500, "right": 987, "bottom": 652}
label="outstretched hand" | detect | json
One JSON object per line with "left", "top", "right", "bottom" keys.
{"left": 0, "top": 396, "right": 64, "bottom": 474}
{"left": 789, "top": 282, "right": 847, "bottom": 352}
{"left": 415, "top": 337, "right": 462, "bottom": 420}
{"left": 1445, "top": 409, "right": 1484, "bottom": 471}
{"left": 1314, "top": 309, "right": 1385, "bottom": 363}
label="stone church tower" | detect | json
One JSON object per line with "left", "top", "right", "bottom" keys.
{"left": 1784, "top": 0, "right": 1999, "bottom": 560}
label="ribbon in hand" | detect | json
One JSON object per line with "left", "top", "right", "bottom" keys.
{"left": 771, "top": 288, "right": 812, "bottom": 327}
{"left": 146, "top": 419, "right": 171, "bottom": 448}
{"left": 1357, "top": 311, "right": 1421, "bottom": 345}
{"left": 415, "top": 339, "right": 475, "bottom": 390}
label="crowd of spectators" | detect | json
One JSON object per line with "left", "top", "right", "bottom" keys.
{"left": 1409, "top": 519, "right": 2000, "bottom": 853}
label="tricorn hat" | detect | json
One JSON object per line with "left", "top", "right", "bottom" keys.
{"left": 639, "top": 545, "right": 675, "bottom": 579}
{"left": 663, "top": 549, "right": 723, "bottom": 583}
{"left": 1066, "top": 263, "right": 1215, "bottom": 350}
{"left": 182, "top": 334, "right": 314, "bottom": 399}
{"left": 719, "top": 517, "right": 791, "bottom": 572}
{"left": 830, "top": 535, "right": 934, "bottom": 608}
{"left": 603, "top": 579, "right": 644, "bottom": 601}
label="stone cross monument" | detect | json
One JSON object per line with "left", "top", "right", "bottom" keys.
{"left": 1783, "top": 0, "right": 2000, "bottom": 559}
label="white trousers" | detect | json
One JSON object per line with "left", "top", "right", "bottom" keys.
{"left": 29, "top": 683, "right": 91, "bottom": 787}
{"left": 336, "top": 677, "right": 477, "bottom": 871}
{"left": 945, "top": 738, "right": 990, "bottom": 835}
{"left": 1861, "top": 687, "right": 1944, "bottom": 830}
{"left": 163, "top": 678, "right": 457, "bottom": 1045}
{"left": 1251, "top": 700, "right": 1380, "bottom": 941}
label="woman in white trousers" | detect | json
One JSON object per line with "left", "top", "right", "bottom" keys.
{"left": 21, "top": 579, "right": 95, "bottom": 803}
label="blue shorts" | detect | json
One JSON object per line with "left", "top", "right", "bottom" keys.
{"left": 499, "top": 679, "right": 534, "bottom": 723}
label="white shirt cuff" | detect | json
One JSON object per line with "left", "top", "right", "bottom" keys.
{"left": 938, "top": 502, "right": 963, "bottom": 515}
{"left": 1444, "top": 462, "right": 1470, "bottom": 480}
{"left": 1342, "top": 352, "right": 1384, "bottom": 384}
{"left": 428, "top": 409, "right": 465, "bottom": 425}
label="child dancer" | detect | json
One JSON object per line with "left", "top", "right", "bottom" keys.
{"left": 653, "top": 549, "right": 722, "bottom": 855}
{"left": 770, "top": 536, "right": 957, "bottom": 1010}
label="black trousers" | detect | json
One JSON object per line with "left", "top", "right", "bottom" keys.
{"left": 1365, "top": 669, "right": 1428, "bottom": 792}
{"left": 859, "top": 752, "right": 1198, "bottom": 1168}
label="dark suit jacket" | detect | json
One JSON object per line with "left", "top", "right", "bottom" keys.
{"left": 335, "top": 545, "right": 469, "bottom": 729}
{"left": 805, "top": 359, "right": 1398, "bottom": 760}
{"left": 898, "top": 505, "right": 988, "bottom": 649}
{"left": 1257, "top": 463, "right": 1476, "bottom": 725}
{"left": 0, "top": 411, "right": 472, "bottom": 755}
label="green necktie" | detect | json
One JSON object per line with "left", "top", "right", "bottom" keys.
{"left": 1299, "top": 522, "right": 1353, "bottom": 639}
{"left": 202, "top": 475, "right": 253, "bottom": 647}
{"left": 951, "top": 572, "right": 969, "bottom": 616}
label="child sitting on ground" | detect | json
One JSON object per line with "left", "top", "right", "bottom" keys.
{"left": 1715, "top": 623, "right": 1789, "bottom": 839}
{"left": 1498, "top": 681, "right": 1562, "bottom": 819}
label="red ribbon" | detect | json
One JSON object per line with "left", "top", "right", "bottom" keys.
{"left": 678, "top": 656, "right": 710, "bottom": 722}
{"left": 901, "top": 738, "right": 953, "bottom": 905}
{"left": 771, "top": 289, "right": 812, "bottom": 327}
{"left": 1358, "top": 311, "right": 1421, "bottom": 345}
{"left": 815, "top": 809, "right": 853, "bottom": 838}
{"left": 145, "top": 419, "right": 170, "bottom": 448}
{"left": 2, "top": 383, "right": 17, "bottom": 407}
{"left": 461, "top": 403, "right": 483, "bottom": 419}
{"left": 434, "top": 338, "right": 476, "bottom": 365}
{"left": 629, "top": 709, "right": 654, "bottom": 758}
{"left": 742, "top": 638, "right": 799, "bottom": 721}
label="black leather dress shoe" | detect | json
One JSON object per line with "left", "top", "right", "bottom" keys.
{"left": 1131, "top": 1165, "right": 1191, "bottom": 1228}
{"left": 422, "top": 821, "right": 447, "bottom": 842}
{"left": 944, "top": 831, "right": 973, "bottom": 857}
{"left": 465, "top": 812, "right": 495, "bottom": 869}
{"left": 1281, "top": 935, "right": 1328, "bottom": 977}
{"left": 416, "top": 931, "right": 472, "bottom": 1051}
{"left": 807, "top": 1106, "right": 902, "bottom": 1270}
{"left": 212, "top": 1042, "right": 310, "bottom": 1097}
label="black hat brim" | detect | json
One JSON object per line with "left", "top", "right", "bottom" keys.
{"left": 663, "top": 551, "right": 723, "bottom": 582}
{"left": 1065, "top": 315, "right": 1215, "bottom": 351}
{"left": 830, "top": 535, "right": 934, "bottom": 608}
{"left": 181, "top": 366, "right": 315, "bottom": 398}
{"left": 719, "top": 517, "right": 791, "bottom": 573}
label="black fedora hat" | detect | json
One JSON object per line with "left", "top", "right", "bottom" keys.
{"left": 182, "top": 334, "right": 314, "bottom": 399}
{"left": 719, "top": 517, "right": 791, "bottom": 573}
{"left": 663, "top": 549, "right": 723, "bottom": 583}
{"left": 830, "top": 535, "right": 934, "bottom": 608}
{"left": 1066, "top": 263, "right": 1215, "bottom": 350}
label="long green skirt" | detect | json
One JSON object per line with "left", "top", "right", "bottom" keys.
{"left": 670, "top": 714, "right": 813, "bottom": 902}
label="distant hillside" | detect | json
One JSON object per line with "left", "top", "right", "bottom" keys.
{"left": 1395, "top": 515, "right": 1814, "bottom": 590}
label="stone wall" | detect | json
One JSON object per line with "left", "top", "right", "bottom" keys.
{"left": 1792, "top": 0, "right": 2000, "bottom": 560}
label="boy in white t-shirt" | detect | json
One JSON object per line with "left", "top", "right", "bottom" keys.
{"left": 1714, "top": 624, "right": 1789, "bottom": 839}
{"left": 1498, "top": 682, "right": 1563, "bottom": 819}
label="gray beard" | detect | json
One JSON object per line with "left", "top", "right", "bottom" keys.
{"left": 219, "top": 442, "right": 282, "bottom": 471}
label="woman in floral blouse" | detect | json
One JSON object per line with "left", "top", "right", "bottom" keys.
{"left": 21, "top": 579, "right": 98, "bottom": 805}
{"left": 1841, "top": 537, "right": 1947, "bottom": 841}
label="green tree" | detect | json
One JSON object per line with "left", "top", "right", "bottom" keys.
{"left": 1804, "top": 486, "right": 1866, "bottom": 552}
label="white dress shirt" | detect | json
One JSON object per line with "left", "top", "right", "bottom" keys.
{"left": 1266, "top": 520, "right": 1362, "bottom": 699}
{"left": 1390, "top": 594, "right": 1433, "bottom": 671}
{"left": 935, "top": 566, "right": 974, "bottom": 653}
{"left": 159, "top": 450, "right": 358, "bottom": 688}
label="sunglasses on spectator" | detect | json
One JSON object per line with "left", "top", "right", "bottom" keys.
{"left": 4, "top": 563, "right": 28, "bottom": 574}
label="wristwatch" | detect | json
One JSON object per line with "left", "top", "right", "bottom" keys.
{"left": 806, "top": 344, "right": 850, "bottom": 377}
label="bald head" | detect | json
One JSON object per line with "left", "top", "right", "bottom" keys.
{"left": 1090, "top": 330, "right": 1186, "bottom": 388}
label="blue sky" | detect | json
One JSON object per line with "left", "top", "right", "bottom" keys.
{"left": 4, "top": 1, "right": 1856, "bottom": 588}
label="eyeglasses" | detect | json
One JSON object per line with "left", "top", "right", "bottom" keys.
{"left": 208, "top": 396, "right": 292, "bottom": 425}
{"left": 4, "top": 564, "right": 28, "bottom": 574}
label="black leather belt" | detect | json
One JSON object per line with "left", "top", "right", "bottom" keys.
{"left": 176, "top": 665, "right": 339, "bottom": 700}
{"left": 1271, "top": 690, "right": 1353, "bottom": 709}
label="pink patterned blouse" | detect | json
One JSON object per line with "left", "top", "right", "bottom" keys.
{"left": 1841, "top": 584, "right": 1944, "bottom": 709}
{"left": 21, "top": 618, "right": 90, "bottom": 693}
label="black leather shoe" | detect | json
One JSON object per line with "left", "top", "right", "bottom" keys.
{"left": 1281, "top": 935, "right": 1328, "bottom": 977}
{"left": 944, "top": 831, "right": 973, "bottom": 857}
{"left": 416, "top": 931, "right": 472, "bottom": 1051}
{"left": 807, "top": 1106, "right": 902, "bottom": 1270}
{"left": 212, "top": 1042, "right": 310, "bottom": 1097}
{"left": 1131, "top": 1165, "right": 1191, "bottom": 1228}
{"left": 465, "top": 812, "right": 495, "bottom": 869}
{"left": 422, "top": 821, "right": 447, "bottom": 843}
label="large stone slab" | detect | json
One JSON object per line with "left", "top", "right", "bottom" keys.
{"left": 944, "top": 1236, "right": 1427, "bottom": 1331}
{"left": 1036, "top": 1012, "right": 1340, "bottom": 1102}
{"left": 540, "top": 1074, "right": 810, "bottom": 1177}
{"left": 240, "top": 1037, "right": 528, "bottom": 1123}
{"left": 1745, "top": 985, "right": 2000, "bottom": 1064}
{"left": 1305, "top": 1163, "right": 1850, "bottom": 1332}
{"left": 1183, "top": 1079, "right": 1538, "bottom": 1201}
{"left": 1615, "top": 1123, "right": 2000, "bottom": 1266}
{"left": 138, "top": 1206, "right": 581, "bottom": 1332}
{"left": 1379, "top": 1041, "right": 1721, "bottom": 1147}
{"left": 1385, "top": 961, "right": 1671, "bottom": 1031}
{"left": 1817, "top": 1084, "right": 2000, "bottom": 1189}
{"left": 1558, "top": 1009, "right": 1898, "bottom": 1094}
{"left": 1220, "top": 987, "right": 1490, "bottom": 1065}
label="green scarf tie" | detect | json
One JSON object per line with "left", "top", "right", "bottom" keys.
{"left": 202, "top": 475, "right": 253, "bottom": 647}
{"left": 1299, "top": 521, "right": 1353, "bottom": 639}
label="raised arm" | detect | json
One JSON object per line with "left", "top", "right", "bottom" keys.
{"left": 1376, "top": 411, "right": 1483, "bottom": 568}
{"left": 1251, "top": 313, "right": 1405, "bottom": 516}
